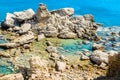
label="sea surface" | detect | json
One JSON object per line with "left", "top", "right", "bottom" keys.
{"left": 0, "top": 0, "right": 120, "bottom": 26}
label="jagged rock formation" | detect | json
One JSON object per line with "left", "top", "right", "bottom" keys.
{"left": 0, "top": 3, "right": 101, "bottom": 48}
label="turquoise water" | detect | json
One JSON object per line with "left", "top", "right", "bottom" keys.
{"left": 0, "top": 0, "right": 120, "bottom": 26}
{"left": 0, "top": 58, "right": 16, "bottom": 75}
{"left": 58, "top": 39, "right": 92, "bottom": 55}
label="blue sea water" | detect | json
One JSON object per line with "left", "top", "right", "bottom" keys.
{"left": 0, "top": 0, "right": 120, "bottom": 26}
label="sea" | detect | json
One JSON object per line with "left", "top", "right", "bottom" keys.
{"left": 0, "top": 0, "right": 120, "bottom": 27}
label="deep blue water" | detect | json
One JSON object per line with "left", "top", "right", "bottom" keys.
{"left": 0, "top": 0, "right": 120, "bottom": 26}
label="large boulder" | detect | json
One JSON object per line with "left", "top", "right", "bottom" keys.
{"left": 0, "top": 73, "right": 24, "bottom": 80}
{"left": 51, "top": 8, "right": 74, "bottom": 16}
{"left": 14, "top": 8, "right": 35, "bottom": 22}
{"left": 2, "top": 13, "right": 18, "bottom": 28}
{"left": 90, "top": 50, "right": 109, "bottom": 65}
{"left": 19, "top": 23, "right": 31, "bottom": 34}
{"left": 35, "top": 3, "right": 51, "bottom": 22}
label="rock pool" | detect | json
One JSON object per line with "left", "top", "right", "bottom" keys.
{"left": 58, "top": 39, "right": 93, "bottom": 55}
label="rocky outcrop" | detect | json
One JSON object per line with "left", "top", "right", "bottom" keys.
{"left": 107, "top": 53, "right": 120, "bottom": 77}
{"left": 90, "top": 50, "right": 108, "bottom": 65}
{"left": 0, "top": 73, "right": 24, "bottom": 80}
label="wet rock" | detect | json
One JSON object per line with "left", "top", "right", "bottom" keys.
{"left": 37, "top": 34, "right": 45, "bottom": 41}
{"left": 19, "top": 23, "right": 31, "bottom": 34}
{"left": 90, "top": 50, "right": 108, "bottom": 65}
{"left": 0, "top": 73, "right": 24, "bottom": 80}
{"left": 51, "top": 8, "right": 74, "bottom": 16}
{"left": 46, "top": 46, "right": 58, "bottom": 53}
{"left": 35, "top": 3, "right": 51, "bottom": 22}
{"left": 92, "top": 43, "right": 105, "bottom": 51}
{"left": 55, "top": 61, "right": 66, "bottom": 72}
{"left": 14, "top": 8, "right": 35, "bottom": 22}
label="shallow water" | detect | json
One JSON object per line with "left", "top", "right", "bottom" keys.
{"left": 58, "top": 39, "right": 92, "bottom": 55}
{"left": 0, "top": 0, "right": 120, "bottom": 26}
{"left": 0, "top": 58, "right": 16, "bottom": 75}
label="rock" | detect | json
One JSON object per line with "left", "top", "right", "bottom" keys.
{"left": 0, "top": 73, "right": 24, "bottom": 80}
{"left": 50, "top": 53, "right": 59, "bottom": 58}
{"left": 59, "top": 55, "right": 67, "bottom": 61}
{"left": 58, "top": 29, "right": 77, "bottom": 39}
{"left": 55, "top": 61, "right": 66, "bottom": 72}
{"left": 90, "top": 50, "right": 108, "bottom": 65}
{"left": 108, "top": 50, "right": 118, "bottom": 56}
{"left": 35, "top": 3, "right": 51, "bottom": 22}
{"left": 46, "top": 46, "right": 58, "bottom": 53}
{"left": 81, "top": 55, "right": 89, "bottom": 60}
{"left": 28, "top": 56, "right": 49, "bottom": 80}
{"left": 13, "top": 31, "right": 34, "bottom": 45}
{"left": 2, "top": 13, "right": 18, "bottom": 28}
{"left": 107, "top": 53, "right": 120, "bottom": 77}
{"left": 51, "top": 8, "right": 74, "bottom": 16}
{"left": 92, "top": 43, "right": 105, "bottom": 51}
{"left": 44, "top": 26, "right": 58, "bottom": 37}
{"left": 46, "top": 41, "right": 52, "bottom": 46}
{"left": 83, "top": 14, "right": 94, "bottom": 22}
{"left": 37, "top": 34, "right": 45, "bottom": 41}
{"left": 0, "top": 51, "right": 10, "bottom": 57}
{"left": 0, "top": 43, "right": 19, "bottom": 48}
{"left": 14, "top": 9, "right": 35, "bottom": 22}
{"left": 19, "top": 23, "right": 31, "bottom": 34}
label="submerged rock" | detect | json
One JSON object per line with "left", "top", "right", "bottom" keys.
{"left": 92, "top": 43, "right": 105, "bottom": 51}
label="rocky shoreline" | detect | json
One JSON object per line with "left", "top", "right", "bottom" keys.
{"left": 0, "top": 3, "right": 120, "bottom": 80}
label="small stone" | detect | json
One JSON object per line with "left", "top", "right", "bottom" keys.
{"left": 37, "top": 34, "right": 45, "bottom": 41}
{"left": 55, "top": 61, "right": 66, "bottom": 72}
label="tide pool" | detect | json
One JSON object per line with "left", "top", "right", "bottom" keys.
{"left": 58, "top": 39, "right": 93, "bottom": 55}
{"left": 0, "top": 0, "right": 120, "bottom": 26}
